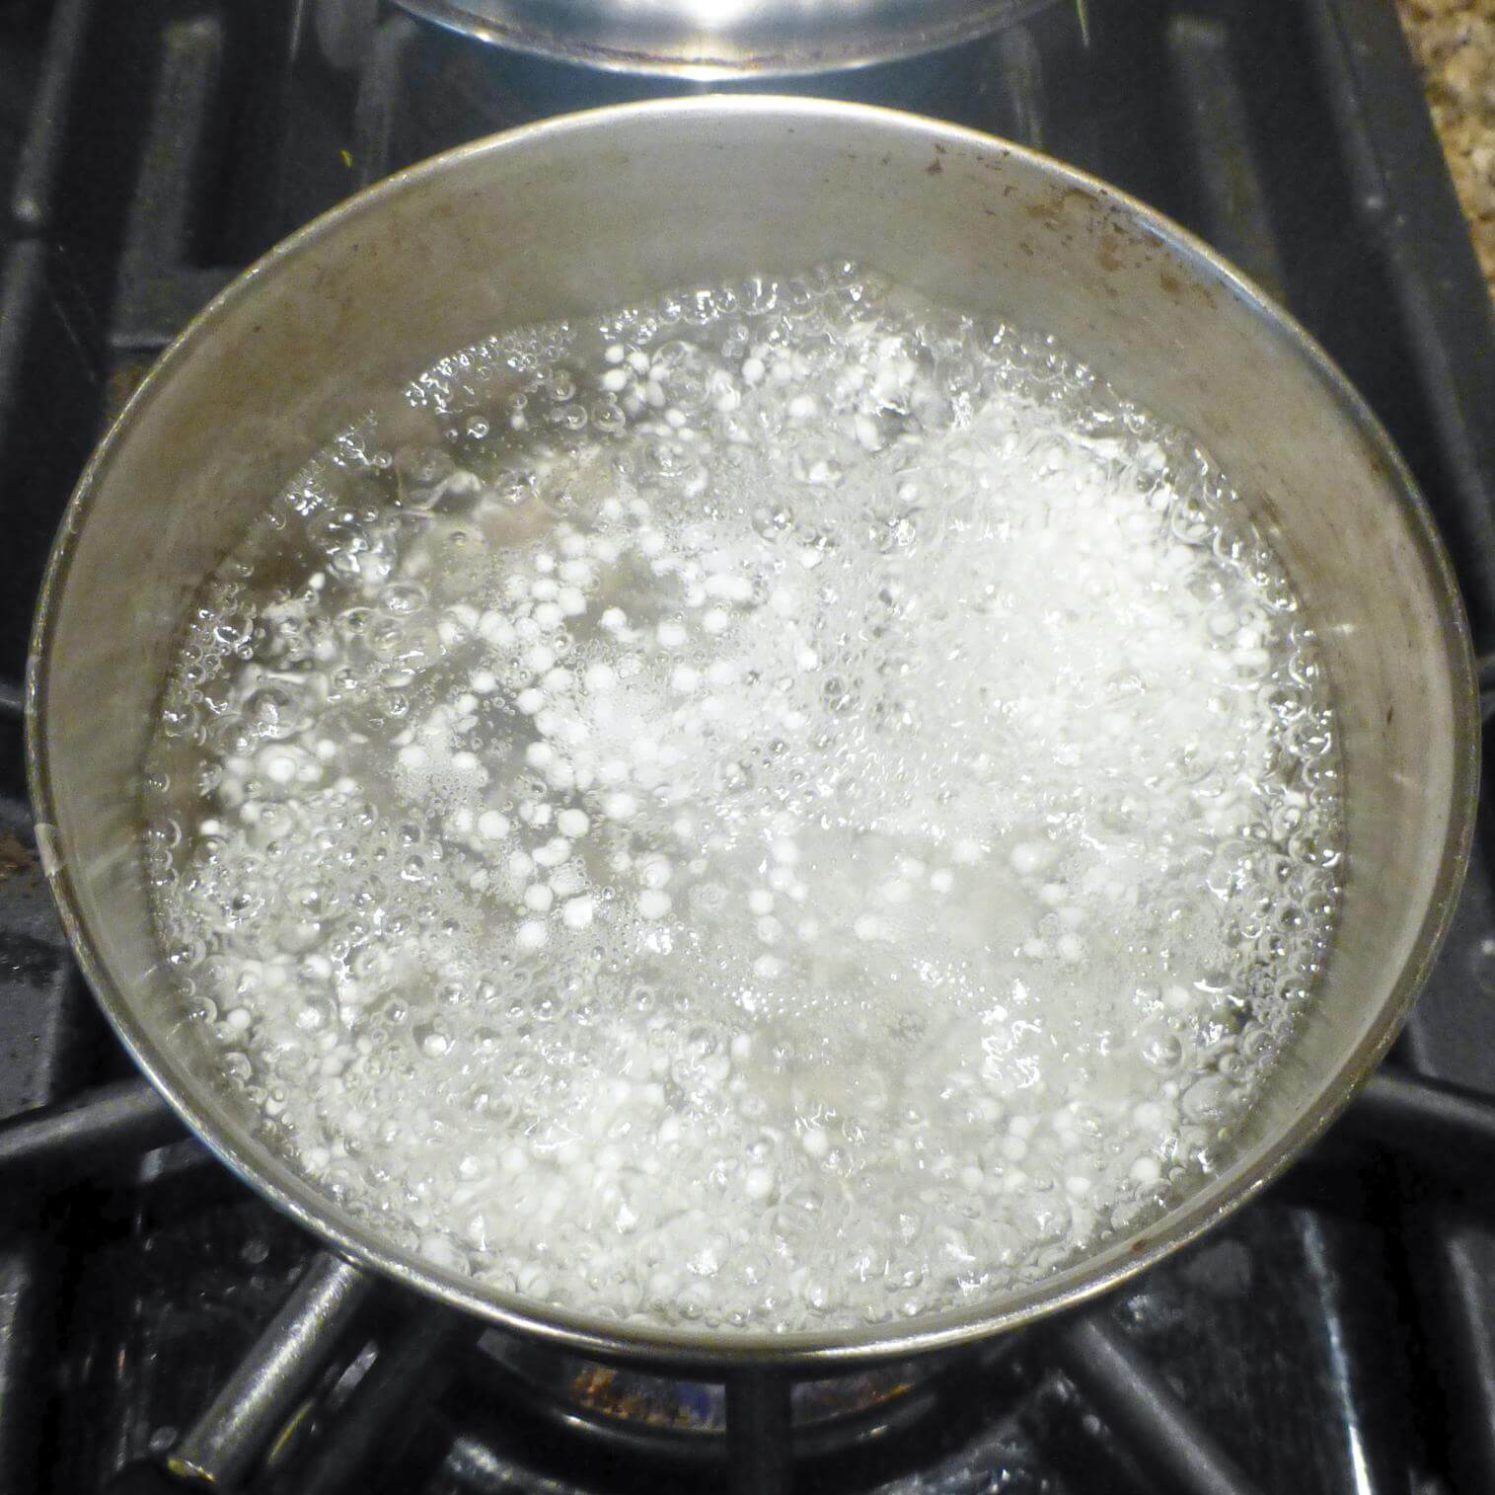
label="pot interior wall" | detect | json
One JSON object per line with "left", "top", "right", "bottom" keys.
{"left": 33, "top": 100, "right": 1472, "bottom": 1357}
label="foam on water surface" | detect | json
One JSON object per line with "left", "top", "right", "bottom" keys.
{"left": 144, "top": 263, "right": 1343, "bottom": 1332}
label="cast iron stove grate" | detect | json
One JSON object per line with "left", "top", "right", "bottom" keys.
{"left": 1, "top": 2, "right": 1494, "bottom": 1492}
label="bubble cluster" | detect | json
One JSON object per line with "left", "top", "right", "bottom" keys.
{"left": 145, "top": 262, "right": 1343, "bottom": 1333}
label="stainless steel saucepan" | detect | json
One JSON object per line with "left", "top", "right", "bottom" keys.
{"left": 26, "top": 97, "right": 1477, "bottom": 1372}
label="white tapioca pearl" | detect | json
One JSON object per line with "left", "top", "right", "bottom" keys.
{"left": 477, "top": 611, "right": 515, "bottom": 646}
{"left": 637, "top": 889, "right": 672, "bottom": 920}
{"left": 533, "top": 602, "right": 563, "bottom": 630}
{"left": 394, "top": 744, "right": 427, "bottom": 771}
{"left": 656, "top": 621, "right": 688, "bottom": 649}
{"left": 853, "top": 914, "right": 882, "bottom": 941}
{"left": 854, "top": 413, "right": 884, "bottom": 451}
{"left": 556, "top": 808, "right": 590, "bottom": 838}
{"left": 601, "top": 367, "right": 629, "bottom": 392}
{"left": 671, "top": 665, "right": 699, "bottom": 693}
{"left": 1009, "top": 842, "right": 1047, "bottom": 875}
{"left": 524, "top": 742, "right": 555, "bottom": 770}
{"left": 524, "top": 883, "right": 554, "bottom": 913}
{"left": 526, "top": 644, "right": 556, "bottom": 674}
{"left": 753, "top": 954, "right": 783, "bottom": 979}
{"left": 1129, "top": 1156, "right": 1162, "bottom": 1187}
{"left": 744, "top": 1167, "right": 776, "bottom": 1201}
{"left": 748, "top": 889, "right": 774, "bottom": 916}
{"left": 701, "top": 609, "right": 729, "bottom": 635}
{"left": 604, "top": 792, "right": 638, "bottom": 821}
{"left": 741, "top": 356, "right": 765, "bottom": 385}
{"left": 1057, "top": 933, "right": 1085, "bottom": 963}
{"left": 477, "top": 810, "right": 510, "bottom": 840}
{"left": 562, "top": 896, "right": 594, "bottom": 930}
{"left": 755, "top": 915, "right": 782, "bottom": 944}
{"left": 516, "top": 688, "right": 545, "bottom": 714}
{"left": 584, "top": 663, "right": 617, "bottom": 693}
{"left": 600, "top": 607, "right": 627, "bottom": 630}
{"left": 515, "top": 921, "right": 548, "bottom": 953}
{"left": 929, "top": 869, "right": 954, "bottom": 894}
{"left": 801, "top": 1127, "right": 829, "bottom": 1160}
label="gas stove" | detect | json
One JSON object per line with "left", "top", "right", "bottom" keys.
{"left": 2, "top": 2, "right": 1495, "bottom": 1492}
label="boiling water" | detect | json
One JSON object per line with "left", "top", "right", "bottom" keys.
{"left": 145, "top": 264, "right": 1343, "bottom": 1333}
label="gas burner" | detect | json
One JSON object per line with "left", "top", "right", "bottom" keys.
{"left": 479, "top": 1334, "right": 935, "bottom": 1434}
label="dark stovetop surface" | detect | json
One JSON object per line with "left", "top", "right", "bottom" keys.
{"left": 2, "top": 2, "right": 1495, "bottom": 1492}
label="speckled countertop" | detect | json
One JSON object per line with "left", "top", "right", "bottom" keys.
{"left": 1395, "top": 0, "right": 1495, "bottom": 297}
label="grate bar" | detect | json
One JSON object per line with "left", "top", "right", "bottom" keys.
{"left": 1049, "top": 1314, "right": 1261, "bottom": 1495}
{"left": 10, "top": 0, "right": 94, "bottom": 232}
{"left": 726, "top": 1370, "right": 794, "bottom": 1495}
{"left": 1342, "top": 1068, "right": 1495, "bottom": 1177}
{"left": 112, "top": 16, "right": 233, "bottom": 351}
{"left": 1164, "top": 13, "right": 1286, "bottom": 300}
{"left": 0, "top": 1075, "right": 182, "bottom": 1183}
